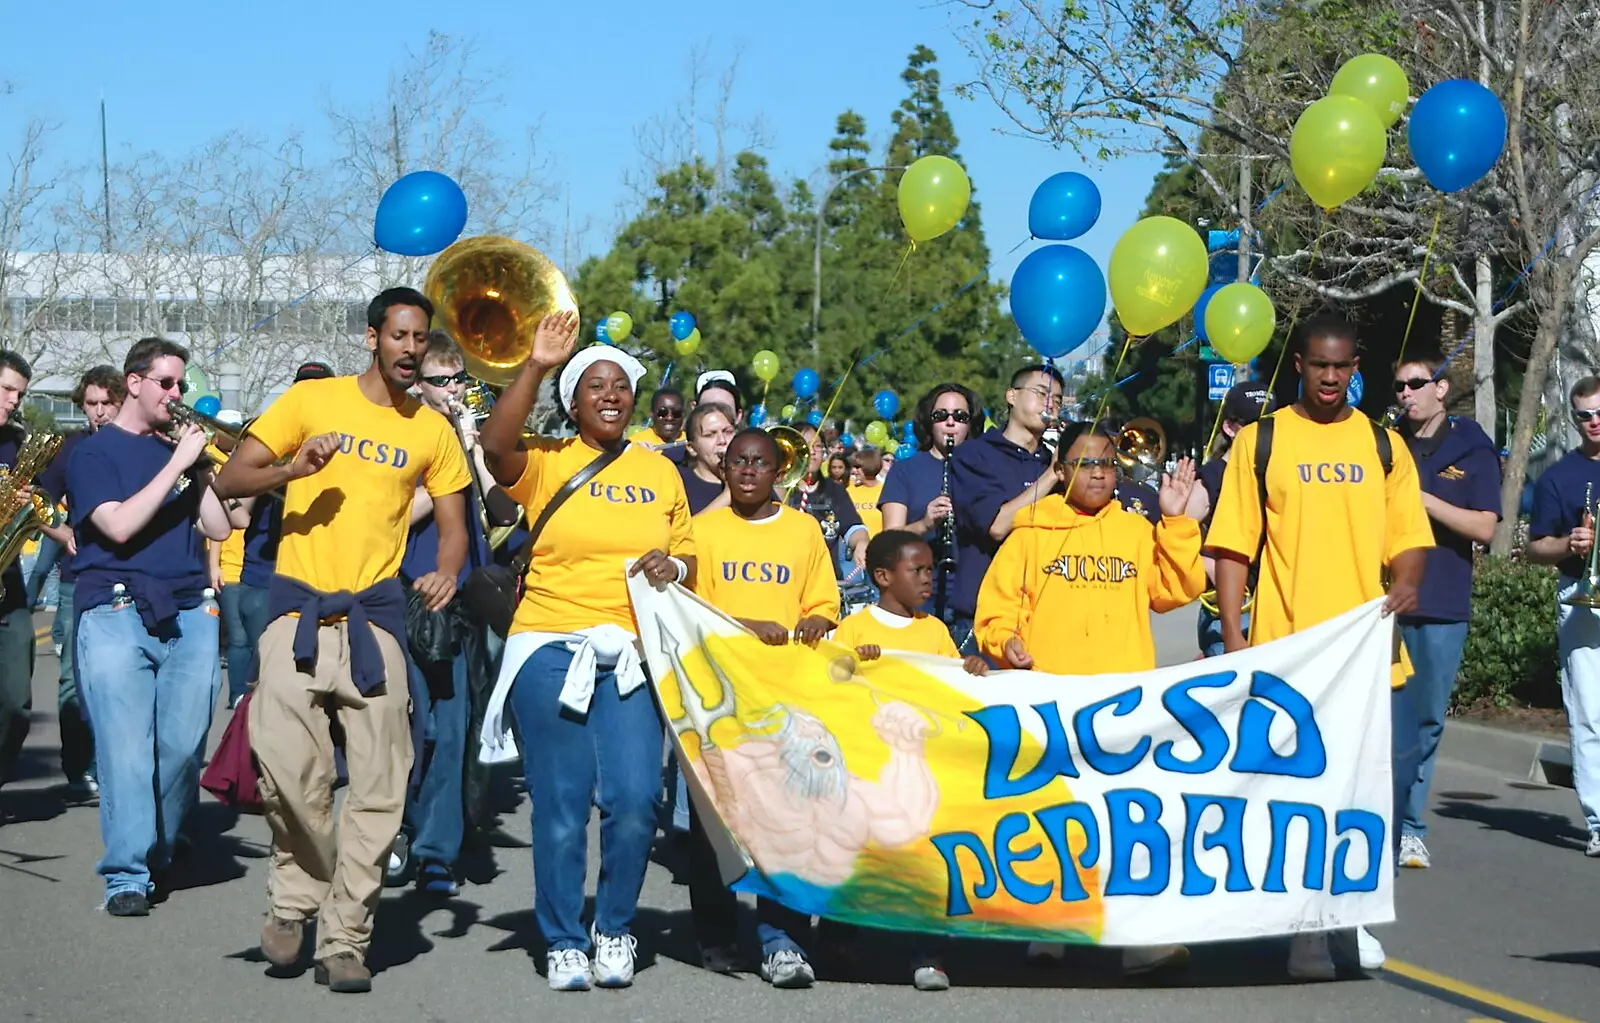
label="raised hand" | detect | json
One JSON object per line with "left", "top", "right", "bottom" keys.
{"left": 288, "top": 432, "right": 341, "bottom": 480}
{"left": 1158, "top": 457, "right": 1197, "bottom": 518}
{"left": 530, "top": 311, "right": 580, "bottom": 370}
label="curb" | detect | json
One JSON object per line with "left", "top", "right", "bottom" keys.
{"left": 1439, "top": 718, "right": 1573, "bottom": 787}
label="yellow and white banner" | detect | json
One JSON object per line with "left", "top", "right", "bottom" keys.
{"left": 629, "top": 576, "right": 1396, "bottom": 945}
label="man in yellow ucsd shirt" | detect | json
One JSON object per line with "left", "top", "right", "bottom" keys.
{"left": 1207, "top": 313, "right": 1432, "bottom": 983}
{"left": 215, "top": 286, "right": 471, "bottom": 995}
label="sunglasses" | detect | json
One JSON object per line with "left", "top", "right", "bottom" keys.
{"left": 1573, "top": 409, "right": 1600, "bottom": 424}
{"left": 1393, "top": 377, "right": 1434, "bottom": 393}
{"left": 1063, "top": 457, "right": 1115, "bottom": 472}
{"left": 653, "top": 406, "right": 684, "bottom": 419}
{"left": 421, "top": 371, "right": 470, "bottom": 387}
{"left": 143, "top": 374, "right": 188, "bottom": 395}
{"left": 931, "top": 408, "right": 971, "bottom": 424}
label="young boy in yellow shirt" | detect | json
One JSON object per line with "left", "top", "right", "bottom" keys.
{"left": 846, "top": 445, "right": 886, "bottom": 538}
{"left": 690, "top": 428, "right": 840, "bottom": 989}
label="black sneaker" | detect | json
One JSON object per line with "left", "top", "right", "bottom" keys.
{"left": 383, "top": 833, "right": 413, "bottom": 887}
{"left": 416, "top": 860, "right": 459, "bottom": 897}
{"left": 64, "top": 776, "right": 99, "bottom": 806}
{"left": 106, "top": 892, "right": 149, "bottom": 917}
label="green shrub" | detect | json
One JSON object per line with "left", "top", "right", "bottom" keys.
{"left": 1453, "top": 555, "right": 1561, "bottom": 711}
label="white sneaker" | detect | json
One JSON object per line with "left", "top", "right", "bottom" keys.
{"left": 546, "top": 948, "right": 592, "bottom": 991}
{"left": 1287, "top": 932, "right": 1336, "bottom": 981}
{"left": 1398, "top": 834, "right": 1430, "bottom": 868}
{"left": 912, "top": 965, "right": 950, "bottom": 991}
{"left": 1586, "top": 830, "right": 1600, "bottom": 858}
{"left": 1122, "top": 944, "right": 1189, "bottom": 975}
{"left": 1354, "top": 926, "right": 1385, "bottom": 970}
{"left": 590, "top": 928, "right": 637, "bottom": 988}
{"left": 759, "top": 948, "right": 815, "bottom": 988}
{"left": 1026, "top": 941, "right": 1066, "bottom": 964}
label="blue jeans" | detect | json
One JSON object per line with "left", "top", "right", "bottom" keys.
{"left": 25, "top": 535, "right": 63, "bottom": 608}
{"left": 230, "top": 583, "right": 271, "bottom": 699}
{"left": 1197, "top": 607, "right": 1252, "bottom": 658}
{"left": 508, "top": 644, "right": 663, "bottom": 950}
{"left": 1396, "top": 619, "right": 1470, "bottom": 838}
{"left": 55, "top": 582, "right": 93, "bottom": 782}
{"left": 1556, "top": 582, "right": 1600, "bottom": 831}
{"left": 76, "top": 602, "right": 220, "bottom": 899}
{"left": 407, "top": 647, "right": 469, "bottom": 866}
{"left": 1390, "top": 682, "right": 1421, "bottom": 863}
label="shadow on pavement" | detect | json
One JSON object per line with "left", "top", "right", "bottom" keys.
{"left": 1434, "top": 798, "right": 1590, "bottom": 853}
{"left": 1514, "top": 949, "right": 1600, "bottom": 969}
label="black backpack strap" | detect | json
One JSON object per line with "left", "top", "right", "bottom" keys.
{"left": 1369, "top": 418, "right": 1394, "bottom": 476}
{"left": 1253, "top": 415, "right": 1275, "bottom": 559}
{"left": 508, "top": 444, "right": 626, "bottom": 576}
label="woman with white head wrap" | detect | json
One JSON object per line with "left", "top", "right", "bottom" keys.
{"left": 693, "top": 369, "right": 745, "bottom": 424}
{"left": 478, "top": 313, "right": 697, "bottom": 992}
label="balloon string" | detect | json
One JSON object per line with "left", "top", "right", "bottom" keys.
{"left": 1263, "top": 220, "right": 1326, "bottom": 404}
{"left": 209, "top": 248, "right": 375, "bottom": 361}
{"left": 1395, "top": 203, "right": 1444, "bottom": 371}
{"left": 887, "top": 242, "right": 915, "bottom": 290}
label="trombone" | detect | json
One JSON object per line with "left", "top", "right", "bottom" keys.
{"left": 1115, "top": 417, "right": 1167, "bottom": 479}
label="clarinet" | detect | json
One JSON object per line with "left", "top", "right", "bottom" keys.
{"left": 938, "top": 434, "right": 958, "bottom": 569}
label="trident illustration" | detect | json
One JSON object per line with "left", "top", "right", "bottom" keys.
{"left": 656, "top": 614, "right": 739, "bottom": 749}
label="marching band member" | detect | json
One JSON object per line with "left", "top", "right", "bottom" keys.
{"left": 846, "top": 445, "right": 886, "bottom": 538}
{"left": 678, "top": 401, "right": 737, "bottom": 514}
{"left": 1208, "top": 314, "right": 1433, "bottom": 979}
{"left": 788, "top": 423, "right": 868, "bottom": 577}
{"left": 639, "top": 387, "right": 686, "bottom": 449}
{"left": 690, "top": 426, "right": 840, "bottom": 989}
{"left": 67, "top": 338, "right": 233, "bottom": 915}
{"left": 477, "top": 318, "right": 695, "bottom": 992}
{"left": 1187, "top": 383, "right": 1271, "bottom": 657}
{"left": 215, "top": 287, "right": 471, "bottom": 993}
{"left": 694, "top": 371, "right": 745, "bottom": 426}
{"left": 0, "top": 350, "right": 40, "bottom": 813}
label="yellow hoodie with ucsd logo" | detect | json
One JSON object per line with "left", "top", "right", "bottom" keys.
{"left": 974, "top": 496, "right": 1207, "bottom": 675}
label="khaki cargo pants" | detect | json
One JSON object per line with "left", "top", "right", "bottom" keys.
{"left": 249, "top": 615, "right": 412, "bottom": 961}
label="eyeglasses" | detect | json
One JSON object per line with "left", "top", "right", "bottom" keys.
{"left": 727, "top": 454, "right": 774, "bottom": 470}
{"left": 1393, "top": 377, "right": 1434, "bottom": 392}
{"left": 1063, "top": 457, "right": 1115, "bottom": 472}
{"left": 653, "top": 406, "right": 684, "bottom": 419}
{"left": 931, "top": 408, "right": 971, "bottom": 424}
{"left": 1573, "top": 409, "right": 1600, "bottom": 424}
{"left": 421, "top": 371, "right": 470, "bottom": 387}
{"left": 1018, "top": 385, "right": 1061, "bottom": 409}
{"left": 142, "top": 375, "right": 188, "bottom": 395}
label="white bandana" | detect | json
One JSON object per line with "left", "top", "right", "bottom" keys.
{"left": 559, "top": 345, "right": 648, "bottom": 415}
{"left": 695, "top": 370, "right": 736, "bottom": 396}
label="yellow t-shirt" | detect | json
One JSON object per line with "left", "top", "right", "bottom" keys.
{"left": 217, "top": 528, "right": 245, "bottom": 586}
{"left": 832, "top": 605, "right": 960, "bottom": 657}
{"left": 848, "top": 480, "right": 885, "bottom": 537}
{"left": 247, "top": 376, "right": 471, "bottom": 593}
{"left": 637, "top": 427, "right": 669, "bottom": 448}
{"left": 1206, "top": 409, "right": 1434, "bottom": 651}
{"left": 692, "top": 505, "right": 840, "bottom": 627}
{"left": 508, "top": 438, "right": 694, "bottom": 635}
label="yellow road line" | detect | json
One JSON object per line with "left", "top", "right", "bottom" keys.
{"left": 1384, "top": 958, "right": 1587, "bottom": 1023}
{"left": 33, "top": 626, "right": 49, "bottom": 640}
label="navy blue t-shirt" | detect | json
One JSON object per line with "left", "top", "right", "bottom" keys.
{"left": 36, "top": 430, "right": 89, "bottom": 585}
{"left": 949, "top": 428, "right": 1054, "bottom": 617}
{"left": 401, "top": 486, "right": 490, "bottom": 587}
{"left": 1531, "top": 448, "right": 1600, "bottom": 579}
{"left": 238, "top": 496, "right": 282, "bottom": 589}
{"left": 678, "top": 463, "right": 725, "bottom": 515}
{"left": 0, "top": 425, "right": 30, "bottom": 615}
{"left": 1197, "top": 455, "right": 1229, "bottom": 533}
{"left": 879, "top": 449, "right": 945, "bottom": 539}
{"left": 1404, "top": 418, "right": 1501, "bottom": 622}
{"left": 67, "top": 424, "right": 206, "bottom": 580}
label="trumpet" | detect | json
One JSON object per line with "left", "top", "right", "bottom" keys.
{"left": 1115, "top": 418, "right": 1167, "bottom": 480}
{"left": 1562, "top": 483, "right": 1600, "bottom": 608}
{"left": 0, "top": 430, "right": 65, "bottom": 601}
{"left": 164, "top": 400, "right": 284, "bottom": 502}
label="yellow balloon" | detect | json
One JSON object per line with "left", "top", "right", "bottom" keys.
{"left": 1204, "top": 283, "right": 1278, "bottom": 364}
{"left": 897, "top": 155, "right": 972, "bottom": 243}
{"left": 1290, "top": 96, "right": 1388, "bottom": 210}
{"left": 1107, "top": 216, "right": 1209, "bottom": 337}
{"left": 673, "top": 327, "right": 701, "bottom": 358}
{"left": 605, "top": 311, "right": 633, "bottom": 343}
{"left": 1330, "top": 53, "right": 1410, "bottom": 129}
{"left": 865, "top": 420, "right": 891, "bottom": 447}
{"left": 751, "top": 349, "right": 780, "bottom": 383}
{"left": 781, "top": 403, "right": 798, "bottom": 420}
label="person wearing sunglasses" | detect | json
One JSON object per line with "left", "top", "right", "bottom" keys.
{"left": 1527, "top": 375, "right": 1600, "bottom": 859}
{"left": 638, "top": 388, "right": 686, "bottom": 450}
{"left": 881, "top": 383, "right": 981, "bottom": 627}
{"left": 974, "top": 418, "right": 1201, "bottom": 976}
{"left": 63, "top": 337, "right": 234, "bottom": 917}
{"left": 1388, "top": 351, "right": 1501, "bottom": 872}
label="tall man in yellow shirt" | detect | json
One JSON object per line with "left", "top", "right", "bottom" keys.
{"left": 1208, "top": 314, "right": 1433, "bottom": 982}
{"left": 215, "top": 286, "right": 471, "bottom": 994}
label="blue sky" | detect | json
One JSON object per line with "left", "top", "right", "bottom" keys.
{"left": 0, "top": 0, "right": 1163, "bottom": 294}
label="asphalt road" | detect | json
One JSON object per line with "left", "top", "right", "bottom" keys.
{"left": 2, "top": 609, "right": 1595, "bottom": 1023}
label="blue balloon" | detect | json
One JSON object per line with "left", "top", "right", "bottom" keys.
{"left": 1193, "top": 283, "right": 1225, "bottom": 343}
{"left": 750, "top": 404, "right": 768, "bottom": 426}
{"left": 895, "top": 443, "right": 917, "bottom": 461}
{"left": 873, "top": 389, "right": 900, "bottom": 419}
{"left": 839, "top": 432, "right": 855, "bottom": 449}
{"left": 373, "top": 171, "right": 468, "bottom": 257}
{"left": 793, "top": 368, "right": 820, "bottom": 399}
{"left": 595, "top": 321, "right": 611, "bottom": 343}
{"left": 1028, "top": 172, "right": 1102, "bottom": 241}
{"left": 1408, "top": 80, "right": 1507, "bottom": 193}
{"left": 806, "top": 410, "right": 824, "bottom": 428}
{"left": 670, "top": 311, "right": 697, "bottom": 341}
{"left": 1009, "top": 244, "right": 1107, "bottom": 359}
{"left": 902, "top": 421, "right": 917, "bottom": 441}
{"left": 194, "top": 395, "right": 222, "bottom": 417}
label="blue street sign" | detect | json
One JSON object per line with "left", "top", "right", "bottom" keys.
{"left": 1207, "top": 363, "right": 1235, "bottom": 401}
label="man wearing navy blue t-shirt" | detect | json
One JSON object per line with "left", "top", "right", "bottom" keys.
{"left": 0, "top": 349, "right": 40, "bottom": 812}
{"left": 1529, "top": 375, "right": 1600, "bottom": 859}
{"left": 948, "top": 364, "right": 1063, "bottom": 653}
{"left": 1391, "top": 353, "right": 1501, "bottom": 869}
{"left": 68, "top": 337, "right": 233, "bottom": 915}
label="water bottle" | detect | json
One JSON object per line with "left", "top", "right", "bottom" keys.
{"left": 109, "top": 583, "right": 134, "bottom": 611}
{"left": 202, "top": 587, "right": 220, "bottom": 618}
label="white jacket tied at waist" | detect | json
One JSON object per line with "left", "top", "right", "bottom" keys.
{"left": 477, "top": 624, "right": 645, "bottom": 764}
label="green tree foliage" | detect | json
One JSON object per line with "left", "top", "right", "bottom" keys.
{"left": 573, "top": 46, "right": 1032, "bottom": 428}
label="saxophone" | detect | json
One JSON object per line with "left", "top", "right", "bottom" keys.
{"left": 0, "top": 430, "right": 65, "bottom": 600}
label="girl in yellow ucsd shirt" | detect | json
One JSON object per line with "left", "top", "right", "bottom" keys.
{"left": 477, "top": 319, "right": 696, "bottom": 994}
{"left": 975, "top": 422, "right": 1206, "bottom": 675}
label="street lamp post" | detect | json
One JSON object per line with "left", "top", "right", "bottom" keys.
{"left": 811, "top": 165, "right": 905, "bottom": 357}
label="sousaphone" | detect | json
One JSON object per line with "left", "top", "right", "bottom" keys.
{"left": 424, "top": 235, "right": 579, "bottom": 386}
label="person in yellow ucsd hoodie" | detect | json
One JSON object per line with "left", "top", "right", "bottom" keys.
{"left": 975, "top": 421, "right": 1205, "bottom": 675}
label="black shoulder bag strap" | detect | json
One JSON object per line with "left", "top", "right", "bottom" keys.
{"left": 1369, "top": 418, "right": 1394, "bottom": 476}
{"left": 508, "top": 444, "right": 626, "bottom": 576}
{"left": 1252, "top": 415, "right": 1275, "bottom": 566}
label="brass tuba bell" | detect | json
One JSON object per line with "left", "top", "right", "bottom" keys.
{"left": 1115, "top": 417, "right": 1167, "bottom": 479}
{"left": 766, "top": 424, "right": 810, "bottom": 491}
{"left": 424, "top": 236, "right": 579, "bottom": 387}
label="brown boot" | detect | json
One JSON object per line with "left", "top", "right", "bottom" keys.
{"left": 259, "top": 916, "right": 304, "bottom": 968}
{"left": 314, "top": 952, "right": 373, "bottom": 993}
